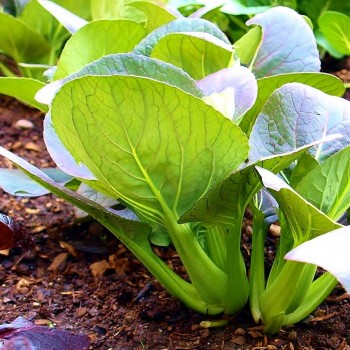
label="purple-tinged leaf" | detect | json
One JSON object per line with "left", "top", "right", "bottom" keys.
{"left": 0, "top": 214, "right": 34, "bottom": 251}
{"left": 247, "top": 7, "right": 320, "bottom": 78}
{"left": 0, "top": 168, "right": 72, "bottom": 197}
{"left": 74, "top": 182, "right": 118, "bottom": 218}
{"left": 249, "top": 83, "right": 349, "bottom": 163}
{"left": 37, "top": 0, "right": 87, "bottom": 34}
{"left": 43, "top": 114, "right": 96, "bottom": 180}
{"left": 256, "top": 188, "right": 279, "bottom": 226}
{"left": 2, "top": 335, "right": 34, "bottom": 349}
{"left": 285, "top": 226, "right": 350, "bottom": 293}
{"left": 0, "top": 317, "right": 90, "bottom": 350}
{"left": 197, "top": 65, "right": 257, "bottom": 121}
{"left": 240, "top": 72, "right": 345, "bottom": 137}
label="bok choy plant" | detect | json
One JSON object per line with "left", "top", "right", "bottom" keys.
{"left": 0, "top": 5, "right": 350, "bottom": 333}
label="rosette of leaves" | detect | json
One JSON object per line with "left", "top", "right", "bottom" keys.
{"left": 1, "top": 5, "right": 350, "bottom": 333}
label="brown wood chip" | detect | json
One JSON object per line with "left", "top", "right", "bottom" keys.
{"left": 76, "top": 307, "right": 88, "bottom": 317}
{"left": 59, "top": 241, "right": 78, "bottom": 258}
{"left": 47, "top": 252, "right": 69, "bottom": 272}
{"left": 90, "top": 260, "right": 111, "bottom": 279}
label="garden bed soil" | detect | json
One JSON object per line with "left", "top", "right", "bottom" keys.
{"left": 0, "top": 58, "right": 350, "bottom": 349}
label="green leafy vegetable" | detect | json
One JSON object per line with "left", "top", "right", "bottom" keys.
{"left": 285, "top": 227, "right": 350, "bottom": 294}
{"left": 54, "top": 20, "right": 147, "bottom": 79}
{"left": 0, "top": 77, "right": 47, "bottom": 112}
{"left": 133, "top": 17, "right": 230, "bottom": 56}
{"left": 0, "top": 12, "right": 50, "bottom": 64}
{"left": 255, "top": 167, "right": 341, "bottom": 333}
{"left": 318, "top": 11, "right": 350, "bottom": 55}
{"left": 240, "top": 72, "right": 345, "bottom": 136}
{"left": 0, "top": 5, "right": 349, "bottom": 335}
{"left": 249, "top": 83, "right": 350, "bottom": 163}
{"left": 246, "top": 7, "right": 320, "bottom": 77}
{"left": 150, "top": 32, "right": 233, "bottom": 79}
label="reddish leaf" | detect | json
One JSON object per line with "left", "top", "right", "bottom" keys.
{"left": 0, "top": 317, "right": 90, "bottom": 350}
{"left": 0, "top": 214, "right": 34, "bottom": 251}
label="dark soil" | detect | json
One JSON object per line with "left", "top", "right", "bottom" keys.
{"left": 0, "top": 59, "right": 350, "bottom": 349}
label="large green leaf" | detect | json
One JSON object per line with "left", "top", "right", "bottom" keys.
{"left": 256, "top": 167, "right": 341, "bottom": 245}
{"left": 51, "top": 75, "right": 249, "bottom": 225}
{"left": 133, "top": 17, "right": 230, "bottom": 56}
{"left": 315, "top": 30, "right": 344, "bottom": 59}
{"left": 180, "top": 146, "right": 312, "bottom": 225}
{"left": 39, "top": 55, "right": 204, "bottom": 198}
{"left": 151, "top": 32, "right": 233, "bottom": 79}
{"left": 54, "top": 20, "right": 147, "bottom": 79}
{"left": 37, "top": 53, "right": 204, "bottom": 105}
{"left": 240, "top": 72, "right": 345, "bottom": 136}
{"left": 289, "top": 153, "right": 319, "bottom": 188}
{"left": 63, "top": 53, "right": 203, "bottom": 97}
{"left": 249, "top": 83, "right": 350, "bottom": 163}
{"left": 0, "top": 77, "right": 47, "bottom": 112}
{"left": 247, "top": 7, "right": 320, "bottom": 78}
{"left": 0, "top": 13, "right": 50, "bottom": 63}
{"left": 295, "top": 145, "right": 350, "bottom": 220}
{"left": 318, "top": 11, "right": 350, "bottom": 55}
{"left": 129, "top": 1, "right": 178, "bottom": 32}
